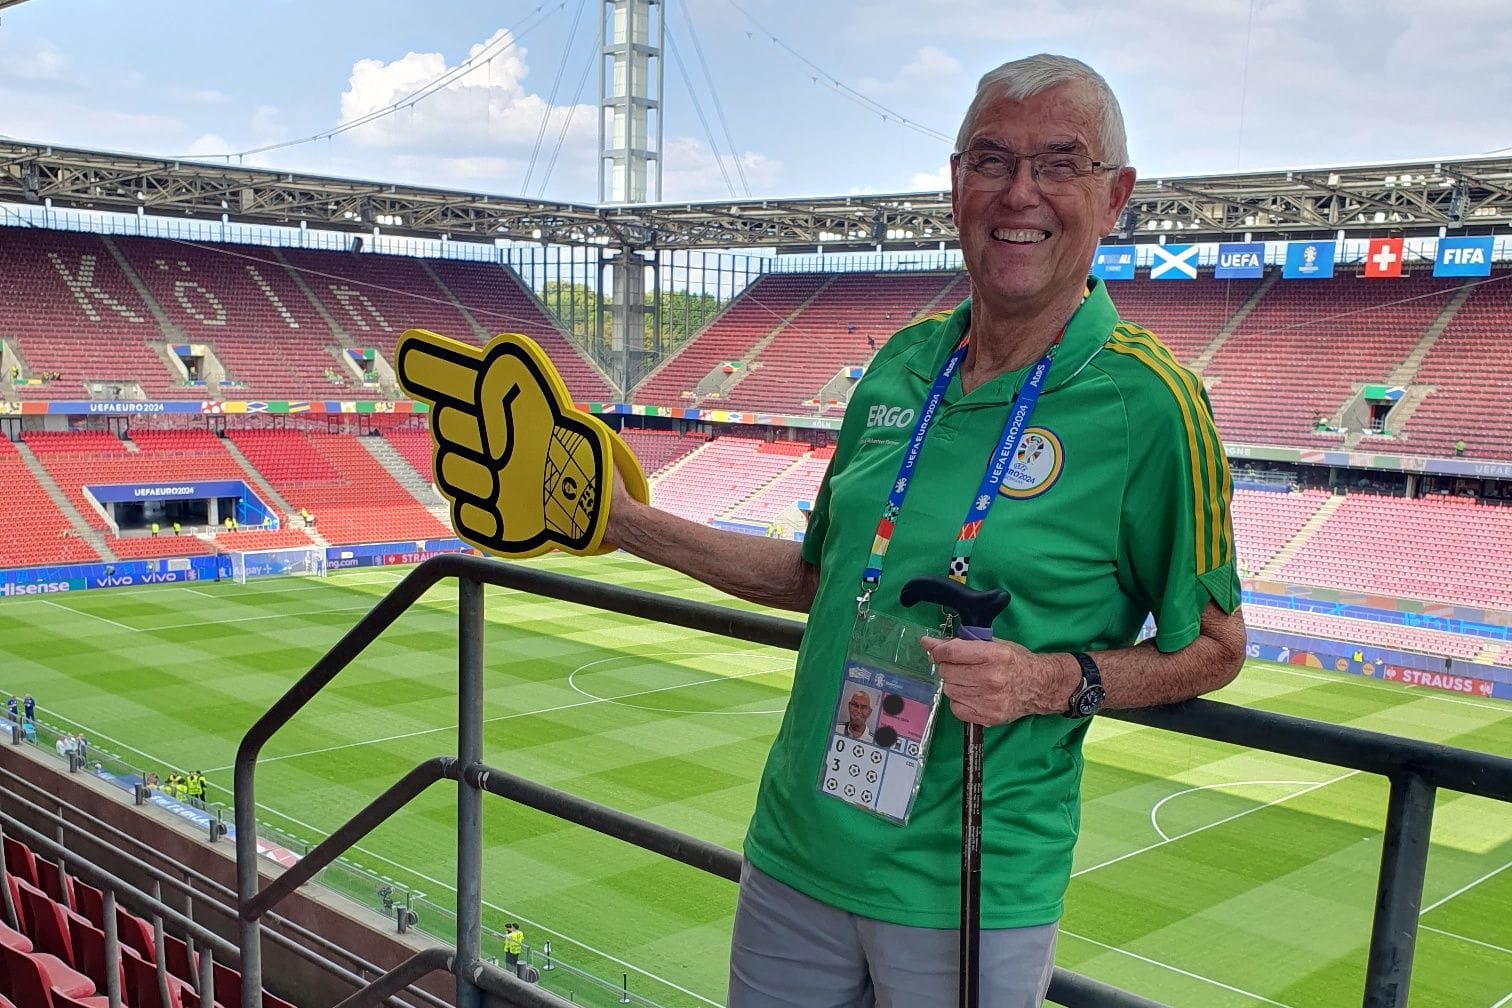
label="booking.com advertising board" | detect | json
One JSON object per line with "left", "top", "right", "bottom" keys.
{"left": 324, "top": 539, "right": 471, "bottom": 571}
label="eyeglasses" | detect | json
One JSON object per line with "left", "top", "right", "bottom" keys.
{"left": 952, "top": 149, "right": 1119, "bottom": 193}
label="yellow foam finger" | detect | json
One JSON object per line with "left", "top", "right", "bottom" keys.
{"left": 581, "top": 423, "right": 651, "bottom": 556}
{"left": 608, "top": 427, "right": 650, "bottom": 504}
{"left": 396, "top": 330, "right": 486, "bottom": 406}
{"left": 401, "top": 329, "right": 618, "bottom": 559}
{"left": 436, "top": 449, "right": 497, "bottom": 505}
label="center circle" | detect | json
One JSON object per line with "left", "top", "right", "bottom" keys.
{"left": 567, "top": 651, "right": 790, "bottom": 715}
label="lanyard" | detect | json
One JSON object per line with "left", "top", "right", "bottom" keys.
{"left": 859, "top": 335, "right": 1057, "bottom": 606}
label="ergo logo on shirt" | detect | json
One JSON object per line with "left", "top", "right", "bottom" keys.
{"left": 866, "top": 404, "right": 916, "bottom": 429}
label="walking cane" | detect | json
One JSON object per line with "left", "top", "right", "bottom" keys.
{"left": 901, "top": 576, "right": 1012, "bottom": 1008}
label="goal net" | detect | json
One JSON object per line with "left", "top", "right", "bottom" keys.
{"left": 230, "top": 546, "right": 328, "bottom": 584}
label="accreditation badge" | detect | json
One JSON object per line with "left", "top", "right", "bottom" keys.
{"left": 817, "top": 610, "right": 942, "bottom": 826}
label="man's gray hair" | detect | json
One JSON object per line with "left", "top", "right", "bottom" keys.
{"left": 955, "top": 54, "right": 1129, "bottom": 166}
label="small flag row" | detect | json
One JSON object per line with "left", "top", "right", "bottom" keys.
{"left": 1092, "top": 235, "right": 1494, "bottom": 280}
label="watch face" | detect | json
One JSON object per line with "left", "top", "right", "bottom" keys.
{"left": 1074, "top": 684, "right": 1106, "bottom": 717}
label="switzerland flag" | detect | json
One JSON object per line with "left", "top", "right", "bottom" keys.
{"left": 1364, "top": 237, "right": 1404, "bottom": 278}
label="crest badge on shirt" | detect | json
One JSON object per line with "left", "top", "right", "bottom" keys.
{"left": 998, "top": 427, "right": 1064, "bottom": 499}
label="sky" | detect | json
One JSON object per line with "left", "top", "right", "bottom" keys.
{"left": 1, "top": 0, "right": 1510, "bottom": 206}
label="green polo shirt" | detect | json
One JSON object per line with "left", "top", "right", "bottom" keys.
{"left": 743, "top": 279, "right": 1240, "bottom": 929}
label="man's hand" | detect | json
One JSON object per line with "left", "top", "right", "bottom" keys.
{"left": 395, "top": 329, "right": 646, "bottom": 559}
{"left": 921, "top": 636, "right": 1074, "bottom": 726}
{"left": 921, "top": 601, "right": 1247, "bottom": 725}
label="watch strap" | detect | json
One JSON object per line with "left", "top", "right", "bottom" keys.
{"left": 1066, "top": 652, "right": 1105, "bottom": 718}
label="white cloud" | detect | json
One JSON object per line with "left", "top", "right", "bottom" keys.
{"left": 0, "top": 40, "right": 70, "bottom": 83}
{"left": 661, "top": 136, "right": 782, "bottom": 201}
{"left": 857, "top": 45, "right": 963, "bottom": 96}
{"left": 184, "top": 133, "right": 233, "bottom": 157}
{"left": 909, "top": 165, "right": 951, "bottom": 191}
{"left": 250, "top": 106, "right": 284, "bottom": 145}
{"left": 337, "top": 30, "right": 593, "bottom": 155}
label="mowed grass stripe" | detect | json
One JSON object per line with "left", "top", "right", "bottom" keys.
{"left": 2, "top": 558, "right": 1508, "bottom": 1008}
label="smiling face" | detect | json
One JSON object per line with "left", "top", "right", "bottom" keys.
{"left": 951, "top": 81, "right": 1135, "bottom": 326}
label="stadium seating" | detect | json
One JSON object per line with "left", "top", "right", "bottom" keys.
{"left": 1275, "top": 492, "right": 1512, "bottom": 609}
{"left": 614, "top": 429, "right": 705, "bottom": 476}
{"left": 0, "top": 831, "right": 311, "bottom": 1008}
{"left": 1245, "top": 606, "right": 1492, "bottom": 661}
{"left": 112, "top": 237, "right": 348, "bottom": 401}
{"left": 721, "top": 447, "right": 829, "bottom": 525}
{"left": 0, "top": 940, "right": 103, "bottom": 1004}
{"left": 0, "top": 228, "right": 179, "bottom": 401}
{"left": 1099, "top": 274, "right": 1265, "bottom": 361}
{"left": 1204, "top": 273, "right": 1460, "bottom": 444}
{"left": 277, "top": 247, "right": 476, "bottom": 364}
{"left": 22, "top": 432, "right": 247, "bottom": 549}
{"left": 8, "top": 224, "right": 1512, "bottom": 455}
{"left": 383, "top": 427, "right": 437, "bottom": 483}
{"left": 649, "top": 437, "right": 802, "bottom": 525}
{"left": 226, "top": 430, "right": 450, "bottom": 546}
{"left": 721, "top": 273, "right": 959, "bottom": 411}
{"left": 0, "top": 440, "right": 102, "bottom": 568}
{"left": 1231, "top": 487, "right": 1333, "bottom": 575}
{"left": 1394, "top": 268, "right": 1512, "bottom": 456}
{"left": 0, "top": 226, "right": 605, "bottom": 404}
{"left": 634, "top": 273, "right": 831, "bottom": 406}
{"left": 425, "top": 259, "right": 614, "bottom": 402}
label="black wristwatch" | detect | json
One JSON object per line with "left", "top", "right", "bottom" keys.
{"left": 1065, "top": 652, "right": 1105, "bottom": 719}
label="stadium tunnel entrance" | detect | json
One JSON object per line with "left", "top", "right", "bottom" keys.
{"left": 85, "top": 479, "right": 279, "bottom": 534}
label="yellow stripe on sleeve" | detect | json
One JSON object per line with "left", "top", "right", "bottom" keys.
{"left": 1106, "top": 326, "right": 1234, "bottom": 574}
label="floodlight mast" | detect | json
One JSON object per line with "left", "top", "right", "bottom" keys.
{"left": 599, "top": 0, "right": 664, "bottom": 205}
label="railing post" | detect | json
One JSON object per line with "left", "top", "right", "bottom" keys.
{"left": 456, "top": 574, "right": 486, "bottom": 1008}
{"left": 1363, "top": 770, "right": 1435, "bottom": 1008}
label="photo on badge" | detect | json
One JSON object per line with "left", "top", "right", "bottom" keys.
{"left": 817, "top": 609, "right": 943, "bottom": 825}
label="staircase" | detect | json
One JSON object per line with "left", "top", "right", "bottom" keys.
{"left": 715, "top": 276, "right": 840, "bottom": 402}
{"left": 272, "top": 248, "right": 353, "bottom": 345}
{"left": 359, "top": 437, "right": 450, "bottom": 527}
{"left": 911, "top": 273, "right": 967, "bottom": 320}
{"left": 218, "top": 436, "right": 298, "bottom": 521}
{"left": 1386, "top": 284, "right": 1477, "bottom": 387}
{"left": 1259, "top": 493, "right": 1346, "bottom": 577}
{"left": 1191, "top": 272, "right": 1280, "bottom": 373}
{"left": 420, "top": 260, "right": 491, "bottom": 342}
{"left": 100, "top": 237, "right": 182, "bottom": 341}
{"left": 15, "top": 443, "right": 117, "bottom": 562}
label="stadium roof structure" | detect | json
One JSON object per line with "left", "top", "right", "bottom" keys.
{"left": 2, "top": 138, "right": 1510, "bottom": 252}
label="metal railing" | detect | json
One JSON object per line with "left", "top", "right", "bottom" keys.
{"left": 235, "top": 554, "right": 1512, "bottom": 1008}
{"left": 0, "top": 761, "right": 445, "bottom": 1008}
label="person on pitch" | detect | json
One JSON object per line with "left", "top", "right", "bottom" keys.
{"left": 604, "top": 52, "right": 1245, "bottom": 1007}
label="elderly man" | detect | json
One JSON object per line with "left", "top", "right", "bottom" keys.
{"left": 837, "top": 691, "right": 873, "bottom": 740}
{"left": 606, "top": 53, "right": 1244, "bottom": 1008}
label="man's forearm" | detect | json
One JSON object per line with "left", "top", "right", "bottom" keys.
{"left": 1080, "top": 602, "right": 1247, "bottom": 711}
{"left": 925, "top": 602, "right": 1247, "bottom": 725}
{"left": 608, "top": 497, "right": 819, "bottom": 613}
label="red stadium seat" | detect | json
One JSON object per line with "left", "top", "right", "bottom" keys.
{"left": 61, "top": 911, "right": 122, "bottom": 1001}
{"left": 113, "top": 906, "right": 156, "bottom": 963}
{"left": 31, "top": 857, "right": 73, "bottom": 912}
{"left": 0, "top": 940, "right": 100, "bottom": 1003}
{"left": 15, "top": 879, "right": 76, "bottom": 967}
{"left": 5, "top": 835, "right": 41, "bottom": 889}
{"left": 121, "top": 944, "right": 191, "bottom": 1008}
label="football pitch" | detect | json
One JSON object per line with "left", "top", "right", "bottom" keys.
{"left": 1, "top": 555, "right": 1507, "bottom": 1008}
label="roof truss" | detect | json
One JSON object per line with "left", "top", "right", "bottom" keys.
{"left": 3, "top": 140, "right": 1508, "bottom": 251}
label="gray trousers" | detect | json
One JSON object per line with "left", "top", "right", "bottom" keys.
{"left": 728, "top": 863, "right": 1057, "bottom": 1008}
